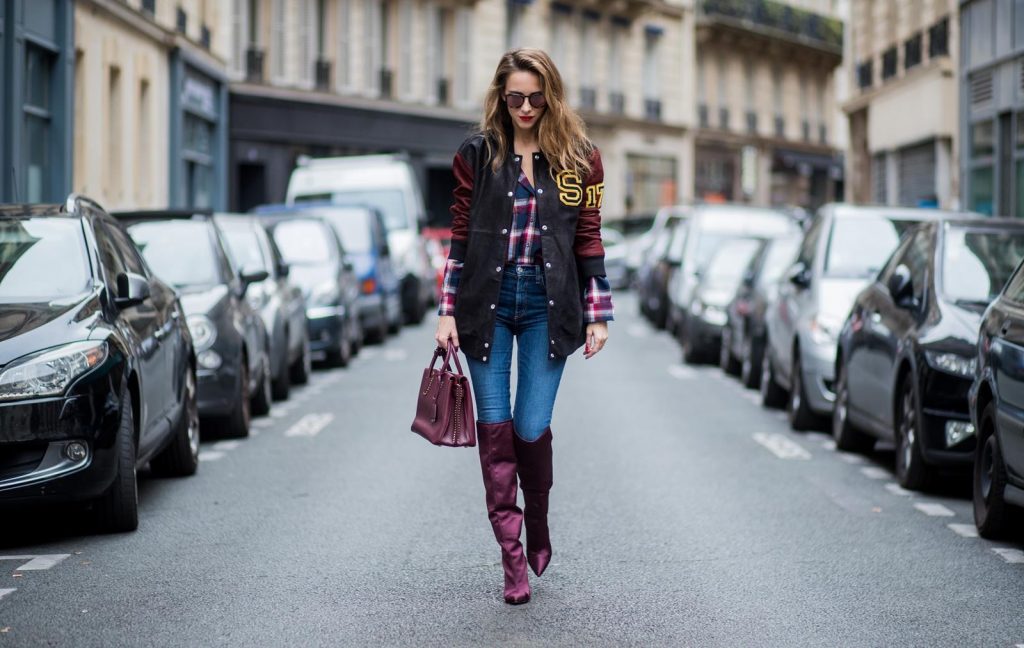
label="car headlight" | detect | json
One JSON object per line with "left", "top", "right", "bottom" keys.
{"left": 809, "top": 315, "right": 841, "bottom": 346}
{"left": 187, "top": 315, "right": 217, "bottom": 352}
{"left": 691, "top": 300, "right": 704, "bottom": 317}
{"left": 925, "top": 350, "right": 977, "bottom": 378}
{"left": 701, "top": 305, "right": 727, "bottom": 326}
{"left": 0, "top": 341, "right": 108, "bottom": 402}
{"left": 310, "top": 281, "right": 340, "bottom": 307}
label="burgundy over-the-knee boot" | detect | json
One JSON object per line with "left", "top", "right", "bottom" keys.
{"left": 477, "top": 420, "right": 530, "bottom": 604}
{"left": 513, "top": 427, "right": 553, "bottom": 577}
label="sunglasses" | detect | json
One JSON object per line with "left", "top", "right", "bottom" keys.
{"left": 505, "top": 92, "right": 547, "bottom": 109}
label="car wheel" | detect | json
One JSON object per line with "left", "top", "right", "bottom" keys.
{"left": 788, "top": 353, "right": 817, "bottom": 431}
{"left": 741, "top": 336, "right": 762, "bottom": 390}
{"left": 152, "top": 368, "right": 200, "bottom": 478}
{"left": 223, "top": 358, "right": 251, "bottom": 438}
{"left": 251, "top": 353, "right": 273, "bottom": 416}
{"left": 974, "top": 402, "right": 1013, "bottom": 538}
{"left": 93, "top": 386, "right": 139, "bottom": 533}
{"left": 719, "top": 327, "right": 741, "bottom": 376}
{"left": 682, "top": 325, "right": 702, "bottom": 365}
{"left": 290, "top": 335, "right": 311, "bottom": 385}
{"left": 895, "top": 378, "right": 931, "bottom": 490}
{"left": 388, "top": 304, "right": 404, "bottom": 335}
{"left": 760, "top": 348, "right": 787, "bottom": 409}
{"left": 832, "top": 361, "right": 874, "bottom": 452}
{"left": 272, "top": 338, "right": 291, "bottom": 401}
{"left": 325, "top": 321, "right": 351, "bottom": 368}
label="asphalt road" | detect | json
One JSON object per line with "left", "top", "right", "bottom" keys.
{"left": 3, "top": 291, "right": 1024, "bottom": 647}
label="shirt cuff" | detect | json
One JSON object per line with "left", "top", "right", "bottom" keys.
{"left": 583, "top": 275, "right": 614, "bottom": 323}
{"left": 438, "top": 258, "right": 463, "bottom": 317}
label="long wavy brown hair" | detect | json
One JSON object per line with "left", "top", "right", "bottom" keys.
{"left": 480, "top": 48, "right": 593, "bottom": 179}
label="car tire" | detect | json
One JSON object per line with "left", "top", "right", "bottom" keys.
{"left": 222, "top": 358, "right": 251, "bottom": 439}
{"left": 719, "top": 327, "right": 741, "bottom": 376}
{"left": 271, "top": 340, "right": 291, "bottom": 401}
{"left": 741, "top": 336, "right": 762, "bottom": 390}
{"left": 832, "top": 361, "right": 875, "bottom": 452}
{"left": 760, "top": 348, "right": 787, "bottom": 409}
{"left": 895, "top": 378, "right": 931, "bottom": 490}
{"left": 682, "top": 325, "right": 702, "bottom": 365}
{"left": 290, "top": 335, "right": 312, "bottom": 385}
{"left": 93, "top": 386, "right": 139, "bottom": 533}
{"left": 974, "top": 402, "right": 1014, "bottom": 539}
{"left": 325, "top": 321, "right": 352, "bottom": 368}
{"left": 368, "top": 307, "right": 389, "bottom": 344}
{"left": 788, "top": 353, "right": 817, "bottom": 431}
{"left": 251, "top": 354, "right": 273, "bottom": 416}
{"left": 151, "top": 368, "right": 200, "bottom": 478}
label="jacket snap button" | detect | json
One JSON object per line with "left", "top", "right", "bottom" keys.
{"left": 495, "top": 266, "right": 502, "bottom": 272}
{"left": 542, "top": 225, "right": 548, "bottom": 231}
{"left": 502, "top": 228, "right": 508, "bottom": 234}
{"left": 549, "top": 353, "right": 555, "bottom": 358}
{"left": 548, "top": 300, "right": 554, "bottom": 306}
{"left": 537, "top": 188, "right": 544, "bottom": 194}
{"left": 545, "top": 262, "right": 551, "bottom": 268}
{"left": 483, "top": 356, "right": 488, "bottom": 362}
{"left": 490, "top": 304, "right": 496, "bottom": 309}
{"left": 507, "top": 191, "right": 513, "bottom": 197}
{"left": 550, "top": 339, "right": 555, "bottom": 344}
{"left": 484, "top": 343, "right": 489, "bottom": 348}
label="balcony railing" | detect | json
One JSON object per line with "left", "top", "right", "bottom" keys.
{"left": 929, "top": 17, "right": 949, "bottom": 58}
{"left": 437, "top": 78, "right": 450, "bottom": 105}
{"left": 699, "top": 0, "right": 843, "bottom": 55}
{"left": 315, "top": 59, "right": 332, "bottom": 90}
{"left": 746, "top": 110, "right": 757, "bottom": 134}
{"left": 905, "top": 32, "right": 922, "bottom": 70}
{"left": 579, "top": 87, "right": 596, "bottom": 111}
{"left": 380, "top": 68, "right": 394, "bottom": 99}
{"left": 609, "top": 92, "right": 625, "bottom": 115}
{"left": 644, "top": 98, "right": 662, "bottom": 121}
{"left": 245, "top": 47, "right": 265, "bottom": 83}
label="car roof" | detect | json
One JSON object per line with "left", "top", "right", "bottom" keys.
{"left": 939, "top": 217, "right": 1024, "bottom": 229}
{"left": 110, "top": 208, "right": 214, "bottom": 224}
{"left": 0, "top": 203, "right": 68, "bottom": 219}
{"left": 824, "top": 203, "right": 972, "bottom": 221}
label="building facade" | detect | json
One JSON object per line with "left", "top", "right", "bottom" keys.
{"left": 693, "top": 0, "right": 845, "bottom": 211}
{"left": 843, "top": 0, "right": 958, "bottom": 210}
{"left": 0, "top": 0, "right": 75, "bottom": 204}
{"left": 72, "top": 0, "right": 230, "bottom": 211}
{"left": 959, "top": 0, "right": 1024, "bottom": 217}
{"left": 226, "top": 0, "right": 694, "bottom": 222}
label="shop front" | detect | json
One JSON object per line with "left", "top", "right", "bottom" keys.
{"left": 170, "top": 49, "right": 229, "bottom": 210}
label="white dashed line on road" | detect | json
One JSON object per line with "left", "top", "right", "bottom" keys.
{"left": 752, "top": 432, "right": 812, "bottom": 460}
{"left": 839, "top": 454, "right": 866, "bottom": 464}
{"left": 212, "top": 440, "right": 241, "bottom": 451}
{"left": 383, "top": 349, "right": 408, "bottom": 361}
{"left": 270, "top": 409, "right": 290, "bottom": 419}
{"left": 884, "top": 483, "right": 913, "bottom": 497}
{"left": 0, "top": 555, "right": 70, "bottom": 571}
{"left": 198, "top": 451, "right": 225, "bottom": 462}
{"left": 285, "top": 413, "right": 335, "bottom": 438}
{"left": 667, "top": 365, "right": 697, "bottom": 380}
{"left": 0, "top": 588, "right": 15, "bottom": 602}
{"left": 993, "top": 548, "right": 1024, "bottom": 564}
{"left": 948, "top": 523, "right": 979, "bottom": 538}
{"left": 821, "top": 439, "right": 837, "bottom": 450}
{"left": 860, "top": 466, "right": 890, "bottom": 480}
{"left": 251, "top": 419, "right": 272, "bottom": 428}
{"left": 626, "top": 324, "right": 649, "bottom": 338}
{"left": 914, "top": 503, "right": 955, "bottom": 517}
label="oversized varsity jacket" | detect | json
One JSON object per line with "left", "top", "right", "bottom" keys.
{"left": 447, "top": 132, "right": 607, "bottom": 362}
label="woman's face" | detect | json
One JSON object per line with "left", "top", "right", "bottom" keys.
{"left": 504, "top": 70, "right": 545, "bottom": 132}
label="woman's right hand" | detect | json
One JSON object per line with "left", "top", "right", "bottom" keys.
{"left": 435, "top": 315, "right": 459, "bottom": 349}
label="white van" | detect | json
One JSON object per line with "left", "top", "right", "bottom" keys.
{"left": 286, "top": 154, "right": 433, "bottom": 323}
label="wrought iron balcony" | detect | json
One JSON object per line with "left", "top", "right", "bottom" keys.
{"left": 699, "top": 0, "right": 842, "bottom": 56}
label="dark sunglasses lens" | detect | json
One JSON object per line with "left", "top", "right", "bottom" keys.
{"left": 506, "top": 94, "right": 525, "bottom": 108}
{"left": 529, "top": 93, "right": 547, "bottom": 108}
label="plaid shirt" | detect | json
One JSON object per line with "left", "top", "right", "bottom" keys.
{"left": 439, "top": 171, "right": 614, "bottom": 323}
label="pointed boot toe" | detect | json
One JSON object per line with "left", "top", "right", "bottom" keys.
{"left": 514, "top": 428, "right": 554, "bottom": 578}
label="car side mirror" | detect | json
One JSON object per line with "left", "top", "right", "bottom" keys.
{"left": 276, "top": 261, "right": 290, "bottom": 278}
{"left": 114, "top": 272, "right": 150, "bottom": 308}
{"left": 666, "top": 257, "right": 682, "bottom": 268}
{"left": 342, "top": 259, "right": 355, "bottom": 272}
{"left": 238, "top": 268, "right": 269, "bottom": 298}
{"left": 788, "top": 263, "right": 812, "bottom": 290}
{"left": 887, "top": 264, "right": 915, "bottom": 308}
{"left": 742, "top": 269, "right": 756, "bottom": 287}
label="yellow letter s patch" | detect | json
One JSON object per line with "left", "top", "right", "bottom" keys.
{"left": 556, "top": 171, "right": 583, "bottom": 207}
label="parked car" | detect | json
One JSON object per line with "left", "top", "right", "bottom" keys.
{"left": 260, "top": 213, "right": 362, "bottom": 367}
{"left": 636, "top": 218, "right": 685, "bottom": 328}
{"left": 970, "top": 247, "right": 1024, "bottom": 536}
{"left": 122, "top": 210, "right": 271, "bottom": 437}
{"left": 286, "top": 154, "right": 434, "bottom": 324}
{"left": 761, "top": 204, "right": 953, "bottom": 430}
{"left": 667, "top": 204, "right": 798, "bottom": 363}
{"left": 215, "top": 214, "right": 312, "bottom": 400}
{"left": 686, "top": 237, "right": 767, "bottom": 364}
{"left": 422, "top": 226, "right": 452, "bottom": 306}
{"left": 835, "top": 218, "right": 1024, "bottom": 490}
{"left": 0, "top": 196, "right": 199, "bottom": 532}
{"left": 720, "top": 233, "right": 802, "bottom": 387}
{"left": 602, "top": 227, "right": 630, "bottom": 290}
{"left": 624, "top": 206, "right": 689, "bottom": 285}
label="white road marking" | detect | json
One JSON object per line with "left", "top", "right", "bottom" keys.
{"left": 821, "top": 439, "right": 837, "bottom": 451}
{"left": 358, "top": 348, "right": 379, "bottom": 360}
{"left": 839, "top": 454, "right": 865, "bottom": 464}
{"left": 914, "top": 503, "right": 955, "bottom": 517}
{"left": 0, "top": 555, "right": 70, "bottom": 571}
{"left": 383, "top": 349, "right": 408, "bottom": 361}
{"left": 626, "top": 324, "right": 649, "bottom": 338}
{"left": 948, "top": 523, "right": 979, "bottom": 538}
{"left": 269, "top": 409, "right": 289, "bottom": 419}
{"left": 198, "top": 451, "right": 225, "bottom": 462}
{"left": 860, "top": 466, "right": 890, "bottom": 480}
{"left": 667, "top": 365, "right": 697, "bottom": 380}
{"left": 0, "top": 588, "right": 15, "bottom": 602}
{"left": 752, "top": 432, "right": 812, "bottom": 460}
{"left": 884, "top": 483, "right": 913, "bottom": 497}
{"left": 993, "top": 548, "right": 1024, "bottom": 564}
{"left": 284, "top": 413, "right": 335, "bottom": 438}
{"left": 251, "top": 419, "right": 272, "bottom": 428}
{"left": 212, "top": 440, "right": 241, "bottom": 451}
{"left": 739, "top": 391, "right": 761, "bottom": 406}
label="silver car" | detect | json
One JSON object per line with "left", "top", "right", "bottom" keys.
{"left": 761, "top": 204, "right": 956, "bottom": 430}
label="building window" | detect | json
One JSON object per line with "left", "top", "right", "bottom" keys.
{"left": 142, "top": 0, "right": 156, "bottom": 14}
{"left": 138, "top": 79, "right": 151, "bottom": 203}
{"left": 772, "top": 65, "right": 783, "bottom": 137}
{"left": 508, "top": 0, "right": 529, "bottom": 50}
{"left": 972, "top": 120, "right": 995, "bottom": 158}
{"left": 399, "top": 0, "right": 413, "bottom": 97}
{"left": 107, "top": 66, "right": 122, "bottom": 199}
{"left": 272, "top": 0, "right": 286, "bottom": 80}
{"left": 872, "top": 153, "right": 887, "bottom": 204}
{"left": 716, "top": 54, "right": 727, "bottom": 128}
{"left": 743, "top": 59, "right": 754, "bottom": 124}
{"left": 642, "top": 27, "right": 663, "bottom": 120}
{"left": 608, "top": 20, "right": 626, "bottom": 115}
{"left": 857, "top": 59, "right": 873, "bottom": 90}
{"left": 455, "top": 7, "right": 472, "bottom": 106}
{"left": 968, "top": 1, "right": 994, "bottom": 66}
{"left": 24, "top": 45, "right": 54, "bottom": 203}
{"left": 799, "top": 73, "right": 808, "bottom": 140}
{"left": 697, "top": 55, "right": 707, "bottom": 127}
{"left": 337, "top": 0, "right": 351, "bottom": 89}
{"left": 905, "top": 32, "right": 922, "bottom": 70}
{"left": 627, "top": 154, "right": 677, "bottom": 212}
{"left": 231, "top": 0, "right": 249, "bottom": 75}
{"left": 298, "top": 0, "right": 316, "bottom": 85}
{"left": 365, "top": 0, "right": 381, "bottom": 94}
{"left": 929, "top": 17, "right": 949, "bottom": 57}
{"left": 578, "top": 12, "right": 598, "bottom": 110}
{"left": 549, "top": 5, "right": 571, "bottom": 69}
{"left": 176, "top": 5, "right": 187, "bottom": 34}
{"left": 881, "top": 46, "right": 897, "bottom": 81}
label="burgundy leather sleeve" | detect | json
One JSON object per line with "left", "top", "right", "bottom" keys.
{"left": 574, "top": 148, "right": 606, "bottom": 277}
{"left": 448, "top": 148, "right": 474, "bottom": 262}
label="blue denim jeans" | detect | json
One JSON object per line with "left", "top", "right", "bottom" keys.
{"left": 465, "top": 265, "right": 567, "bottom": 442}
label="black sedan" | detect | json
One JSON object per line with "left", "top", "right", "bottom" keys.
{"left": 123, "top": 212, "right": 271, "bottom": 437}
{"left": 969, "top": 242, "right": 1024, "bottom": 536}
{"left": 0, "top": 196, "right": 199, "bottom": 532}
{"left": 834, "top": 219, "right": 1024, "bottom": 491}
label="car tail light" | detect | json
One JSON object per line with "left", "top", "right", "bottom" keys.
{"left": 361, "top": 278, "right": 377, "bottom": 294}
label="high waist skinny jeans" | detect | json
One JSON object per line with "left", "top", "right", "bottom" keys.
{"left": 465, "top": 266, "right": 567, "bottom": 442}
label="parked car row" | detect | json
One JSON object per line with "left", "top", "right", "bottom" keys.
{"left": 0, "top": 189, "right": 426, "bottom": 534}
{"left": 634, "top": 201, "right": 1024, "bottom": 538}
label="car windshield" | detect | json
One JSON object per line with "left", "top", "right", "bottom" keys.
{"left": 824, "top": 216, "right": 918, "bottom": 279}
{"left": 704, "top": 239, "right": 763, "bottom": 289}
{"left": 695, "top": 233, "right": 729, "bottom": 270}
{"left": 220, "top": 224, "right": 268, "bottom": 273}
{"left": 0, "top": 218, "right": 91, "bottom": 303}
{"left": 329, "top": 189, "right": 408, "bottom": 232}
{"left": 272, "top": 220, "right": 333, "bottom": 265}
{"left": 129, "top": 221, "right": 221, "bottom": 288}
{"left": 320, "top": 211, "right": 373, "bottom": 253}
{"left": 757, "top": 237, "right": 801, "bottom": 288}
{"left": 942, "top": 227, "right": 1024, "bottom": 303}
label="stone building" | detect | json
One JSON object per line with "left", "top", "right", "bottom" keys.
{"left": 693, "top": 0, "right": 845, "bottom": 211}
{"left": 226, "top": 0, "right": 694, "bottom": 222}
{"left": 843, "top": 0, "right": 958, "bottom": 210}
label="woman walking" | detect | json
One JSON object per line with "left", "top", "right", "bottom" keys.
{"left": 434, "top": 48, "right": 614, "bottom": 605}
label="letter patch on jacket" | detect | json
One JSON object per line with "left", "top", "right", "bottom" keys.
{"left": 556, "top": 171, "right": 583, "bottom": 207}
{"left": 585, "top": 182, "right": 604, "bottom": 209}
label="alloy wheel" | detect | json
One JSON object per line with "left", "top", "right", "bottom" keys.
{"left": 897, "top": 388, "right": 916, "bottom": 478}
{"left": 832, "top": 371, "right": 849, "bottom": 441}
{"left": 980, "top": 435, "right": 995, "bottom": 501}
{"left": 186, "top": 370, "right": 200, "bottom": 458}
